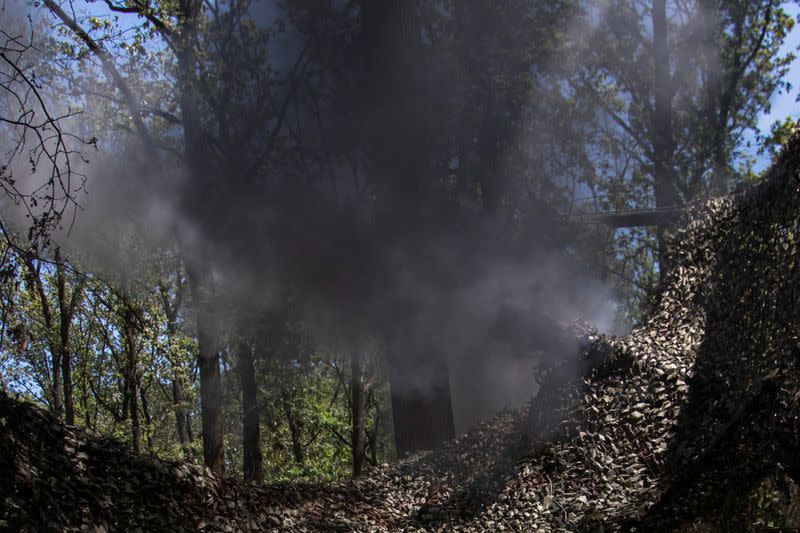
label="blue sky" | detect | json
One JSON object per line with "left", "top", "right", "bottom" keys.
{"left": 35, "top": 0, "right": 800, "bottom": 174}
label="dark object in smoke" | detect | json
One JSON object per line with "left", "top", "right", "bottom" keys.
{"left": 578, "top": 205, "right": 686, "bottom": 228}
{"left": 566, "top": 318, "right": 599, "bottom": 355}
{"left": 388, "top": 349, "right": 456, "bottom": 455}
{"left": 488, "top": 304, "right": 592, "bottom": 359}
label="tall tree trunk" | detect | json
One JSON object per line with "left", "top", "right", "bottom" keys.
{"left": 118, "top": 298, "right": 142, "bottom": 454}
{"left": 360, "top": 0, "right": 456, "bottom": 456}
{"left": 158, "top": 270, "right": 193, "bottom": 456}
{"left": 51, "top": 351, "right": 63, "bottom": 419}
{"left": 129, "top": 384, "right": 141, "bottom": 454}
{"left": 140, "top": 387, "right": 154, "bottom": 452}
{"left": 21, "top": 253, "right": 62, "bottom": 418}
{"left": 54, "top": 248, "right": 84, "bottom": 426}
{"left": 187, "top": 265, "right": 224, "bottom": 475}
{"left": 238, "top": 338, "right": 263, "bottom": 482}
{"left": 700, "top": 0, "right": 730, "bottom": 198}
{"left": 711, "top": 139, "right": 730, "bottom": 195}
{"left": 195, "top": 302, "right": 224, "bottom": 474}
{"left": 365, "top": 387, "right": 380, "bottom": 466}
{"left": 388, "top": 347, "right": 455, "bottom": 454}
{"left": 125, "top": 315, "right": 141, "bottom": 454}
{"left": 351, "top": 352, "right": 366, "bottom": 476}
{"left": 61, "top": 348, "right": 74, "bottom": 425}
{"left": 651, "top": 0, "right": 679, "bottom": 275}
{"left": 55, "top": 251, "right": 75, "bottom": 425}
{"left": 176, "top": 0, "right": 226, "bottom": 474}
{"left": 172, "top": 369, "right": 192, "bottom": 451}
{"left": 186, "top": 412, "right": 195, "bottom": 444}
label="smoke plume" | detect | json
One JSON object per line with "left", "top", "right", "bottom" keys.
{"left": 6, "top": 0, "right": 636, "bottom": 433}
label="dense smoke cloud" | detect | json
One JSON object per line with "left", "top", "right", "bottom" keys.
{"left": 59, "top": 142, "right": 620, "bottom": 434}
{"left": 10, "top": 0, "right": 630, "bottom": 433}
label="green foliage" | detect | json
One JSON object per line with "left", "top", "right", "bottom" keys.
{"left": 2, "top": 6, "right": 798, "bottom": 529}
{"left": 760, "top": 116, "right": 800, "bottom": 161}
{"left": 0, "top": 236, "right": 394, "bottom": 480}
{"left": 574, "top": 0, "right": 797, "bottom": 317}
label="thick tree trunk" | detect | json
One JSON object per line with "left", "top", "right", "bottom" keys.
{"left": 351, "top": 352, "right": 366, "bottom": 476}
{"left": 54, "top": 250, "right": 74, "bottom": 426}
{"left": 54, "top": 249, "right": 84, "bottom": 426}
{"left": 127, "top": 353, "right": 141, "bottom": 454}
{"left": 177, "top": 0, "right": 225, "bottom": 475}
{"left": 360, "top": 0, "right": 456, "bottom": 457}
{"left": 388, "top": 347, "right": 455, "bottom": 455}
{"left": 711, "top": 143, "right": 731, "bottom": 195}
{"left": 186, "top": 412, "right": 195, "bottom": 444}
{"left": 140, "top": 387, "right": 154, "bottom": 452}
{"left": 196, "top": 311, "right": 224, "bottom": 475}
{"left": 120, "top": 301, "right": 142, "bottom": 454}
{"left": 51, "top": 352, "right": 63, "bottom": 420}
{"left": 185, "top": 261, "right": 224, "bottom": 476}
{"left": 129, "top": 387, "right": 141, "bottom": 454}
{"left": 651, "top": 0, "right": 679, "bottom": 275}
{"left": 238, "top": 339, "right": 263, "bottom": 482}
{"left": 61, "top": 348, "right": 74, "bottom": 425}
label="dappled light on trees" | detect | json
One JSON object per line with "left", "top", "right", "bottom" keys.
{"left": 1, "top": 0, "right": 800, "bottom": 530}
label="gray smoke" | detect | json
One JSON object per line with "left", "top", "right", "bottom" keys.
{"left": 8, "top": 1, "right": 637, "bottom": 434}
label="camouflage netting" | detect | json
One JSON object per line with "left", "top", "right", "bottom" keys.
{"left": 3, "top": 131, "right": 800, "bottom": 531}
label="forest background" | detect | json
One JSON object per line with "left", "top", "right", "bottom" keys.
{"left": 0, "top": 0, "right": 798, "bottom": 482}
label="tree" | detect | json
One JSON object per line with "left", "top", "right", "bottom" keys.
{"left": 580, "top": 0, "right": 794, "bottom": 307}
{"left": 233, "top": 317, "right": 263, "bottom": 482}
{"left": 156, "top": 261, "right": 194, "bottom": 456}
{"left": 326, "top": 341, "right": 391, "bottom": 477}
{"left": 0, "top": 9, "right": 91, "bottom": 414}
{"left": 13, "top": 248, "right": 84, "bottom": 421}
{"left": 42, "top": 0, "right": 283, "bottom": 475}
{"left": 17, "top": 0, "right": 794, "bottom": 482}
{"left": 118, "top": 289, "right": 144, "bottom": 453}
{"left": 350, "top": 350, "right": 366, "bottom": 476}
{"left": 281, "top": 0, "right": 594, "bottom": 453}
{"left": 53, "top": 248, "right": 86, "bottom": 425}
{"left": 0, "top": 10, "right": 89, "bottom": 247}
{"left": 357, "top": 0, "right": 456, "bottom": 454}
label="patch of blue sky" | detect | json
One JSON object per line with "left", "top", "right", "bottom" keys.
{"left": 746, "top": 1, "right": 800, "bottom": 173}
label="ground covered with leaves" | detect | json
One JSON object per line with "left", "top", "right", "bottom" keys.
{"left": 4, "top": 133, "right": 800, "bottom": 531}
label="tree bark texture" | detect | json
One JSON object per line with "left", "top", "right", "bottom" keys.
{"left": 158, "top": 273, "right": 193, "bottom": 455}
{"left": 351, "top": 352, "right": 366, "bottom": 476}
{"left": 360, "top": 0, "right": 456, "bottom": 457}
{"left": 178, "top": 0, "right": 226, "bottom": 475}
{"left": 54, "top": 249, "right": 77, "bottom": 426}
{"left": 122, "top": 305, "right": 141, "bottom": 454}
{"left": 195, "top": 302, "right": 224, "bottom": 475}
{"left": 651, "top": 0, "right": 680, "bottom": 274}
{"left": 388, "top": 346, "right": 455, "bottom": 455}
{"left": 238, "top": 339, "right": 263, "bottom": 482}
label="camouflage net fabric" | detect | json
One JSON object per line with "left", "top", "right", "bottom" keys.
{"left": 2, "top": 131, "right": 800, "bottom": 531}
